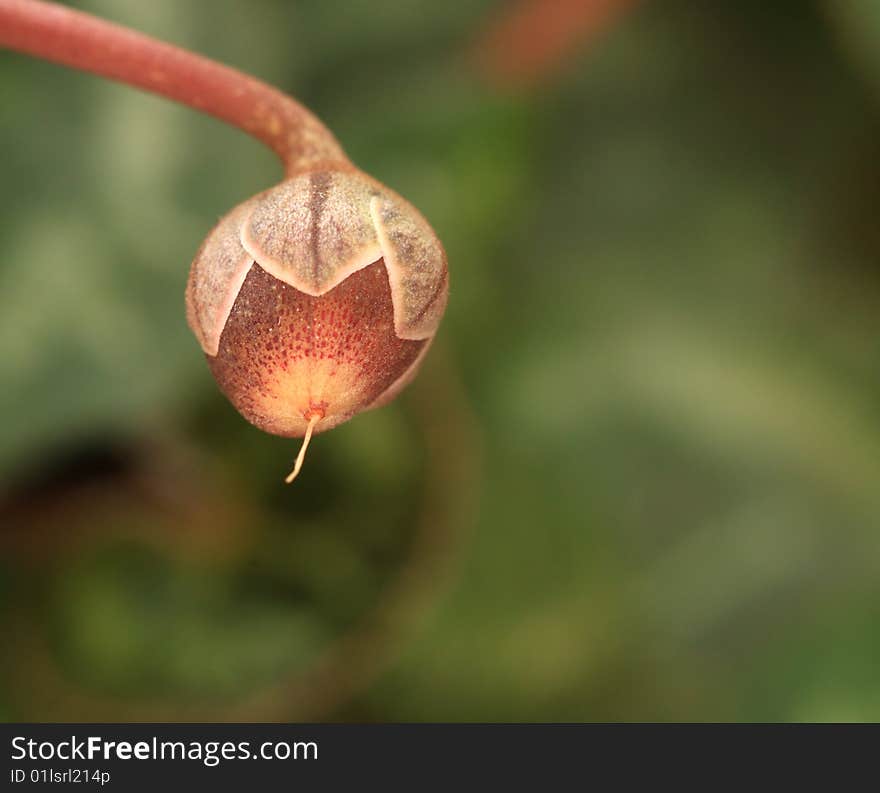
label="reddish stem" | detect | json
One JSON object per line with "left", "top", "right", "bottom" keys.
{"left": 0, "top": 0, "right": 349, "bottom": 176}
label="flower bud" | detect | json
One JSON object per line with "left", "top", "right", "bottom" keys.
{"left": 185, "top": 169, "right": 448, "bottom": 480}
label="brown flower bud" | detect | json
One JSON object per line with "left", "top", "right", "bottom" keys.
{"left": 185, "top": 169, "right": 448, "bottom": 481}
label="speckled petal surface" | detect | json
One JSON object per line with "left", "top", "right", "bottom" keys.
{"left": 240, "top": 171, "right": 448, "bottom": 341}
{"left": 240, "top": 172, "right": 381, "bottom": 296}
{"left": 185, "top": 195, "right": 260, "bottom": 355}
{"left": 207, "top": 260, "right": 426, "bottom": 437}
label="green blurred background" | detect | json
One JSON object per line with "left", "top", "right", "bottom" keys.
{"left": 2, "top": 0, "right": 880, "bottom": 721}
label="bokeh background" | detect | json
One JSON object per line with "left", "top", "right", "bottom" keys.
{"left": 2, "top": 0, "right": 880, "bottom": 721}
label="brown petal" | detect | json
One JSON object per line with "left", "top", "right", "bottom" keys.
{"left": 241, "top": 171, "right": 448, "bottom": 341}
{"left": 370, "top": 194, "right": 449, "bottom": 340}
{"left": 240, "top": 171, "right": 381, "bottom": 296}
{"left": 185, "top": 195, "right": 260, "bottom": 355}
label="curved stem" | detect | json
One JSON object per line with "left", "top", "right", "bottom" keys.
{"left": 0, "top": 0, "right": 350, "bottom": 176}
